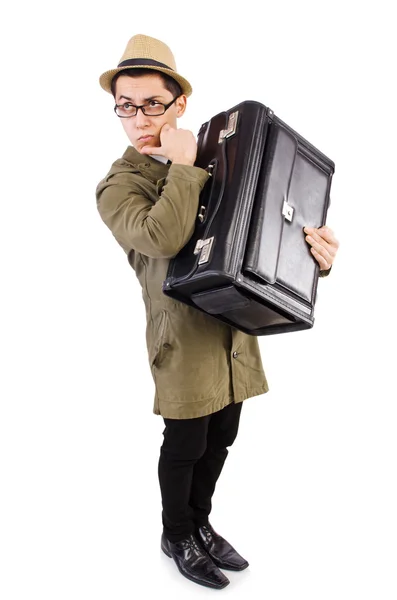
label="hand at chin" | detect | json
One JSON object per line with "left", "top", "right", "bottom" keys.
{"left": 140, "top": 144, "right": 162, "bottom": 156}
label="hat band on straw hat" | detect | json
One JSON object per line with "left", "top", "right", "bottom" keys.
{"left": 99, "top": 34, "right": 192, "bottom": 96}
{"left": 118, "top": 58, "right": 174, "bottom": 70}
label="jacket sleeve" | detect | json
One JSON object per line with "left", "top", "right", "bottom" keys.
{"left": 319, "top": 266, "right": 332, "bottom": 277}
{"left": 96, "top": 164, "right": 209, "bottom": 259}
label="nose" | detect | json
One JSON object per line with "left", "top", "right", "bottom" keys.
{"left": 134, "top": 107, "right": 152, "bottom": 128}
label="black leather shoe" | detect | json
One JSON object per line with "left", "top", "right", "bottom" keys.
{"left": 196, "top": 523, "right": 249, "bottom": 571}
{"left": 161, "top": 532, "right": 230, "bottom": 589}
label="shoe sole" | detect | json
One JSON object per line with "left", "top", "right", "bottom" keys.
{"left": 161, "top": 542, "right": 230, "bottom": 589}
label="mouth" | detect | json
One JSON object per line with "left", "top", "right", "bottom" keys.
{"left": 139, "top": 135, "right": 153, "bottom": 142}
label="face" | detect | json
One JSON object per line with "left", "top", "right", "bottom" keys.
{"left": 114, "top": 73, "right": 187, "bottom": 152}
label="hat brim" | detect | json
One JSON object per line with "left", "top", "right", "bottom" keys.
{"left": 99, "top": 65, "right": 192, "bottom": 97}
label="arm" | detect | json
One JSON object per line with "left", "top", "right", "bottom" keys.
{"left": 96, "top": 164, "right": 209, "bottom": 259}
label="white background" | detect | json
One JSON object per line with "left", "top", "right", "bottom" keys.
{"left": 1, "top": 1, "right": 396, "bottom": 598}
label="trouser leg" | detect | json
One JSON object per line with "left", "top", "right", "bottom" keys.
{"left": 158, "top": 413, "right": 210, "bottom": 543}
{"left": 189, "top": 401, "right": 243, "bottom": 526}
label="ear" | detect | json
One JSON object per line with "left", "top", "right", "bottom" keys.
{"left": 175, "top": 94, "right": 187, "bottom": 118}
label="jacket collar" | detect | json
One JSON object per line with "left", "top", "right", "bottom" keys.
{"left": 121, "top": 145, "right": 169, "bottom": 183}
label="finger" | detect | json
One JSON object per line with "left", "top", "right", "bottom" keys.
{"left": 304, "top": 225, "right": 337, "bottom": 245}
{"left": 306, "top": 234, "right": 333, "bottom": 264}
{"left": 305, "top": 229, "right": 338, "bottom": 260}
{"left": 160, "top": 123, "right": 173, "bottom": 135}
{"left": 310, "top": 247, "right": 331, "bottom": 270}
{"left": 305, "top": 230, "right": 331, "bottom": 251}
{"left": 316, "top": 226, "right": 339, "bottom": 247}
{"left": 140, "top": 145, "right": 163, "bottom": 155}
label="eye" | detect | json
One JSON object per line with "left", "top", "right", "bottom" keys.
{"left": 123, "top": 103, "right": 134, "bottom": 110}
{"left": 148, "top": 100, "right": 161, "bottom": 107}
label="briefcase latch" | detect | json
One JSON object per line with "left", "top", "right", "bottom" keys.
{"left": 282, "top": 201, "right": 294, "bottom": 222}
{"left": 198, "top": 205, "right": 206, "bottom": 222}
{"left": 218, "top": 111, "right": 239, "bottom": 143}
{"left": 194, "top": 236, "right": 214, "bottom": 265}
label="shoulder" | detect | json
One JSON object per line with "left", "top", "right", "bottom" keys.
{"left": 96, "top": 156, "right": 145, "bottom": 197}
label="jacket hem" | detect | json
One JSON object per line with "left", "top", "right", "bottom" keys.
{"left": 152, "top": 385, "right": 269, "bottom": 419}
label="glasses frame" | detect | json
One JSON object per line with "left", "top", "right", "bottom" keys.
{"left": 114, "top": 95, "right": 180, "bottom": 118}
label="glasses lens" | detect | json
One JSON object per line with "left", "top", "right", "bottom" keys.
{"left": 115, "top": 104, "right": 136, "bottom": 117}
{"left": 143, "top": 104, "right": 165, "bottom": 116}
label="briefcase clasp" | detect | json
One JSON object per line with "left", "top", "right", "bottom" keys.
{"left": 282, "top": 200, "right": 294, "bottom": 222}
{"left": 218, "top": 111, "right": 239, "bottom": 143}
{"left": 198, "top": 205, "right": 206, "bottom": 223}
{"left": 194, "top": 236, "right": 214, "bottom": 265}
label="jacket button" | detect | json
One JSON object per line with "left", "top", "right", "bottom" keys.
{"left": 233, "top": 351, "right": 239, "bottom": 358}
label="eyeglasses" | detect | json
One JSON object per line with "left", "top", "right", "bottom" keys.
{"left": 114, "top": 96, "right": 180, "bottom": 118}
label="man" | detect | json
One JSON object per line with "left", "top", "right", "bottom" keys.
{"left": 96, "top": 34, "right": 339, "bottom": 590}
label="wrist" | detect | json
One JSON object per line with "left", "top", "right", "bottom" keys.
{"left": 170, "top": 156, "right": 195, "bottom": 167}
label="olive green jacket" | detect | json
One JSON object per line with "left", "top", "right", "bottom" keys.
{"left": 96, "top": 146, "right": 271, "bottom": 419}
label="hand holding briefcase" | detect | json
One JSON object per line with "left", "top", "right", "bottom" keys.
{"left": 163, "top": 100, "right": 335, "bottom": 336}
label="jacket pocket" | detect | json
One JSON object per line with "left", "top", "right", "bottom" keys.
{"left": 150, "top": 309, "right": 169, "bottom": 369}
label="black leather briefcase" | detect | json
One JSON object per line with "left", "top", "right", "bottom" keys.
{"left": 162, "top": 100, "right": 335, "bottom": 336}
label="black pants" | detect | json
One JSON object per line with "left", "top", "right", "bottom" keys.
{"left": 158, "top": 401, "right": 243, "bottom": 543}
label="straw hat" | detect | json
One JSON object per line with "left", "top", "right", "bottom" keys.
{"left": 99, "top": 34, "right": 192, "bottom": 97}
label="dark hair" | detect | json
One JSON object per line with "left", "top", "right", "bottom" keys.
{"left": 111, "top": 68, "right": 182, "bottom": 99}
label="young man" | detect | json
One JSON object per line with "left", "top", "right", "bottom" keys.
{"left": 96, "top": 34, "right": 339, "bottom": 590}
